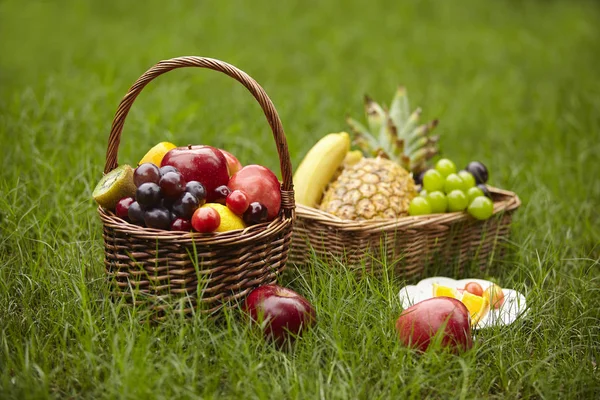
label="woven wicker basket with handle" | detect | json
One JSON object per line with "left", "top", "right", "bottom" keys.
{"left": 99, "top": 56, "right": 294, "bottom": 316}
{"left": 290, "top": 186, "right": 520, "bottom": 278}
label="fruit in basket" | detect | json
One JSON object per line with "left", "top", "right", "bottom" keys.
{"left": 477, "top": 183, "right": 492, "bottom": 199}
{"left": 171, "top": 217, "right": 192, "bottom": 232}
{"left": 185, "top": 181, "right": 207, "bottom": 203}
{"left": 159, "top": 165, "right": 179, "bottom": 176}
{"left": 467, "top": 196, "right": 494, "bottom": 220}
{"left": 92, "top": 164, "right": 137, "bottom": 210}
{"left": 127, "top": 201, "right": 144, "bottom": 225}
{"left": 435, "top": 158, "right": 457, "bottom": 177}
{"left": 115, "top": 197, "right": 135, "bottom": 219}
{"left": 444, "top": 173, "right": 466, "bottom": 193}
{"left": 447, "top": 190, "right": 468, "bottom": 212}
{"left": 243, "top": 202, "right": 269, "bottom": 225}
{"left": 161, "top": 145, "right": 229, "bottom": 202}
{"left": 172, "top": 192, "right": 201, "bottom": 220}
{"left": 228, "top": 165, "right": 281, "bottom": 220}
{"left": 345, "top": 87, "right": 439, "bottom": 177}
{"left": 159, "top": 171, "right": 186, "bottom": 199}
{"left": 213, "top": 185, "right": 232, "bottom": 205}
{"left": 426, "top": 191, "right": 448, "bottom": 213}
{"left": 395, "top": 297, "right": 472, "bottom": 353}
{"left": 191, "top": 206, "right": 221, "bottom": 233}
{"left": 414, "top": 168, "right": 429, "bottom": 186}
{"left": 466, "top": 186, "right": 485, "bottom": 203}
{"left": 243, "top": 285, "right": 316, "bottom": 344}
{"left": 458, "top": 170, "right": 476, "bottom": 189}
{"left": 220, "top": 149, "right": 243, "bottom": 176}
{"left": 134, "top": 163, "right": 162, "bottom": 186}
{"left": 483, "top": 284, "right": 505, "bottom": 309}
{"left": 422, "top": 169, "right": 445, "bottom": 192}
{"left": 465, "top": 161, "right": 489, "bottom": 184}
{"left": 226, "top": 190, "right": 250, "bottom": 215}
{"left": 201, "top": 203, "right": 246, "bottom": 232}
{"left": 293, "top": 132, "right": 351, "bottom": 208}
{"left": 408, "top": 196, "right": 432, "bottom": 216}
{"left": 138, "top": 141, "right": 176, "bottom": 166}
{"left": 143, "top": 206, "right": 172, "bottom": 230}
{"left": 136, "top": 182, "right": 162, "bottom": 209}
{"left": 322, "top": 157, "right": 418, "bottom": 220}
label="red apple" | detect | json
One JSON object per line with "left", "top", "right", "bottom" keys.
{"left": 228, "top": 165, "right": 281, "bottom": 220}
{"left": 395, "top": 297, "right": 472, "bottom": 353}
{"left": 161, "top": 145, "right": 229, "bottom": 202}
{"left": 243, "top": 285, "right": 316, "bottom": 344}
{"left": 220, "top": 149, "right": 243, "bottom": 176}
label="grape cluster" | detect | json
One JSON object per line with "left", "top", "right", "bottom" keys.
{"left": 115, "top": 163, "right": 207, "bottom": 231}
{"left": 409, "top": 159, "right": 494, "bottom": 220}
{"left": 114, "top": 163, "right": 270, "bottom": 232}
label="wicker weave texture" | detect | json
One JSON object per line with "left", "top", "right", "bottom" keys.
{"left": 290, "top": 187, "right": 520, "bottom": 277}
{"left": 99, "top": 56, "right": 294, "bottom": 316}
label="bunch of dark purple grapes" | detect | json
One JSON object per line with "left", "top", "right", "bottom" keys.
{"left": 114, "top": 163, "right": 207, "bottom": 231}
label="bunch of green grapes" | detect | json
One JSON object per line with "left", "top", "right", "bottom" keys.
{"left": 409, "top": 159, "right": 494, "bottom": 220}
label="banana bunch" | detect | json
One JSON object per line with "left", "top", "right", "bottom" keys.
{"left": 293, "top": 132, "right": 361, "bottom": 208}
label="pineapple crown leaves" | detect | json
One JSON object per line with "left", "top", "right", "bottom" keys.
{"left": 346, "top": 86, "right": 440, "bottom": 174}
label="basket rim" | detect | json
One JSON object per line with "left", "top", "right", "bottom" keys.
{"left": 99, "top": 206, "right": 294, "bottom": 246}
{"left": 294, "top": 186, "right": 520, "bottom": 232}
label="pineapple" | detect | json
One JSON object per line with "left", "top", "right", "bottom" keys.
{"left": 319, "top": 87, "right": 439, "bottom": 220}
{"left": 320, "top": 157, "right": 416, "bottom": 220}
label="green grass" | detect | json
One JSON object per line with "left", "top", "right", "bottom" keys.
{"left": 1, "top": 0, "right": 599, "bottom": 398}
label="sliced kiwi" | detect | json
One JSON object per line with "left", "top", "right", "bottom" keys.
{"left": 93, "top": 164, "right": 137, "bottom": 210}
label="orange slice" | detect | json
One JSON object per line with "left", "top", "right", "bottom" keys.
{"left": 461, "top": 292, "right": 490, "bottom": 326}
{"left": 432, "top": 283, "right": 462, "bottom": 299}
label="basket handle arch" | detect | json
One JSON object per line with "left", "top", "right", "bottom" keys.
{"left": 104, "top": 56, "right": 294, "bottom": 217}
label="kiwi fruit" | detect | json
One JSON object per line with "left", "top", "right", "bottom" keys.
{"left": 93, "top": 164, "right": 137, "bottom": 210}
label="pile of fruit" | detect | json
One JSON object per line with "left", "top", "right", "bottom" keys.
{"left": 93, "top": 142, "right": 282, "bottom": 233}
{"left": 409, "top": 158, "right": 495, "bottom": 220}
{"left": 293, "top": 87, "right": 496, "bottom": 221}
{"left": 432, "top": 281, "right": 505, "bottom": 326}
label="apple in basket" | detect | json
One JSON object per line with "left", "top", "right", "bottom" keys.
{"left": 395, "top": 297, "right": 473, "bottom": 353}
{"left": 161, "top": 145, "right": 229, "bottom": 202}
{"left": 243, "top": 285, "right": 316, "bottom": 344}
{"left": 229, "top": 165, "right": 282, "bottom": 220}
{"left": 220, "top": 148, "right": 243, "bottom": 176}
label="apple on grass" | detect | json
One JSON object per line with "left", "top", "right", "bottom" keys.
{"left": 243, "top": 285, "right": 316, "bottom": 344}
{"left": 161, "top": 145, "right": 229, "bottom": 202}
{"left": 395, "top": 297, "right": 473, "bottom": 353}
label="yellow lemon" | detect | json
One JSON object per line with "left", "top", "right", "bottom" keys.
{"left": 432, "top": 283, "right": 462, "bottom": 299}
{"left": 201, "top": 203, "right": 246, "bottom": 232}
{"left": 138, "top": 141, "right": 177, "bottom": 166}
{"left": 461, "top": 292, "right": 490, "bottom": 326}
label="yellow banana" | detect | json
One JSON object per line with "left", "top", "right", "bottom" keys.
{"left": 343, "top": 149, "right": 363, "bottom": 167}
{"left": 293, "top": 132, "right": 351, "bottom": 208}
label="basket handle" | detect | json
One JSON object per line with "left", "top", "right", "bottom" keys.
{"left": 104, "top": 56, "right": 294, "bottom": 215}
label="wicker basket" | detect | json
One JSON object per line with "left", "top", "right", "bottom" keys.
{"left": 99, "top": 56, "right": 295, "bottom": 316}
{"left": 290, "top": 186, "right": 520, "bottom": 278}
